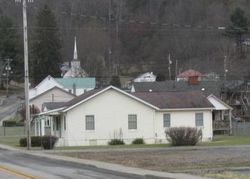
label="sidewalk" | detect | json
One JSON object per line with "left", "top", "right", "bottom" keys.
{"left": 0, "top": 144, "right": 207, "bottom": 179}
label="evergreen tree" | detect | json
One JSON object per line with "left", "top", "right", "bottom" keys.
{"left": 226, "top": 8, "right": 249, "bottom": 56}
{"left": 110, "top": 75, "right": 121, "bottom": 88}
{"left": 0, "top": 16, "right": 22, "bottom": 87}
{"left": 31, "top": 5, "right": 62, "bottom": 85}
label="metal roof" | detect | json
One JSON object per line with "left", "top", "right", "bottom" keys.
{"left": 55, "top": 78, "right": 96, "bottom": 89}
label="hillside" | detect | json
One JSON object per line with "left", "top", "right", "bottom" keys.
{"left": 1, "top": 0, "right": 250, "bottom": 81}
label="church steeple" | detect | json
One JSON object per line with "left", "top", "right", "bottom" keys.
{"left": 73, "top": 36, "right": 78, "bottom": 60}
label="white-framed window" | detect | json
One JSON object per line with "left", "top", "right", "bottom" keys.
{"left": 163, "top": 113, "right": 171, "bottom": 127}
{"left": 55, "top": 116, "right": 60, "bottom": 131}
{"left": 128, "top": 114, "right": 137, "bottom": 130}
{"left": 45, "top": 118, "right": 50, "bottom": 127}
{"left": 85, "top": 115, "right": 95, "bottom": 130}
{"left": 63, "top": 116, "right": 66, "bottom": 130}
{"left": 195, "top": 112, "right": 204, "bottom": 127}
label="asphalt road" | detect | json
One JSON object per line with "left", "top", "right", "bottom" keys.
{"left": 0, "top": 95, "right": 23, "bottom": 123}
{"left": 0, "top": 149, "right": 150, "bottom": 179}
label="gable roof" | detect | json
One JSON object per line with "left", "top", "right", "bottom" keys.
{"left": 132, "top": 91, "right": 213, "bottom": 109}
{"left": 32, "top": 75, "right": 62, "bottom": 89}
{"left": 54, "top": 77, "right": 96, "bottom": 89}
{"left": 132, "top": 81, "right": 222, "bottom": 97}
{"left": 56, "top": 86, "right": 213, "bottom": 113}
{"left": 42, "top": 102, "right": 66, "bottom": 111}
{"left": 30, "top": 86, "right": 75, "bottom": 101}
{"left": 62, "top": 86, "right": 159, "bottom": 112}
{"left": 177, "top": 69, "right": 202, "bottom": 77}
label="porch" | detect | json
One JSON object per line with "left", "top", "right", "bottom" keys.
{"left": 208, "top": 94, "right": 233, "bottom": 134}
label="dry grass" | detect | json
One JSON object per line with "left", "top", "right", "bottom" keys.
{"left": 62, "top": 147, "right": 250, "bottom": 172}
{"left": 204, "top": 172, "right": 250, "bottom": 179}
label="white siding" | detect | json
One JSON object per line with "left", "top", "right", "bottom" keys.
{"left": 64, "top": 89, "right": 155, "bottom": 146}
{"left": 56, "top": 88, "right": 213, "bottom": 146}
{"left": 30, "top": 88, "right": 75, "bottom": 111}
{"left": 29, "top": 77, "right": 63, "bottom": 99}
{"left": 155, "top": 110, "right": 213, "bottom": 143}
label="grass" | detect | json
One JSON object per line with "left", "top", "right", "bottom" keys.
{"left": 201, "top": 135, "right": 250, "bottom": 146}
{"left": 1, "top": 135, "right": 250, "bottom": 150}
{"left": 55, "top": 135, "right": 250, "bottom": 150}
{"left": 55, "top": 143, "right": 170, "bottom": 150}
{"left": 204, "top": 172, "right": 250, "bottom": 179}
{"left": 0, "top": 136, "right": 21, "bottom": 147}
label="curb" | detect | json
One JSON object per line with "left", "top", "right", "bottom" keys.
{"left": 0, "top": 144, "right": 206, "bottom": 179}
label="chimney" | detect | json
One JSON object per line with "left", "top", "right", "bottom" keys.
{"left": 188, "top": 76, "right": 199, "bottom": 85}
{"left": 73, "top": 83, "right": 76, "bottom": 95}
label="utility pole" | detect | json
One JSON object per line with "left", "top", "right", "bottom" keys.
{"left": 4, "top": 59, "right": 12, "bottom": 97}
{"left": 16, "top": 0, "right": 33, "bottom": 150}
{"left": 168, "top": 53, "right": 172, "bottom": 80}
{"left": 224, "top": 55, "right": 228, "bottom": 81}
{"left": 175, "top": 59, "right": 178, "bottom": 81}
{"left": 108, "top": 0, "right": 112, "bottom": 76}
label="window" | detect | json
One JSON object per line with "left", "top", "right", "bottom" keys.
{"left": 195, "top": 112, "right": 204, "bottom": 127}
{"left": 45, "top": 119, "right": 50, "bottom": 127}
{"left": 85, "top": 115, "right": 95, "bottom": 130}
{"left": 63, "top": 116, "right": 66, "bottom": 130}
{"left": 163, "top": 113, "right": 171, "bottom": 127}
{"left": 55, "top": 117, "right": 60, "bottom": 131}
{"left": 128, "top": 114, "right": 137, "bottom": 130}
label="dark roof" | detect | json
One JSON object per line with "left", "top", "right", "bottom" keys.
{"left": 133, "top": 81, "right": 223, "bottom": 97}
{"left": 42, "top": 102, "right": 66, "bottom": 111}
{"left": 61, "top": 86, "right": 213, "bottom": 110}
{"left": 63, "top": 88, "right": 102, "bottom": 108}
{"left": 132, "top": 91, "right": 213, "bottom": 109}
{"left": 223, "top": 80, "right": 244, "bottom": 91}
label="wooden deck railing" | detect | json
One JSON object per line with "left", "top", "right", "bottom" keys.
{"left": 213, "top": 120, "right": 230, "bottom": 131}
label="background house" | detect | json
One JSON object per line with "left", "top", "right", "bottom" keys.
{"left": 133, "top": 72, "right": 156, "bottom": 83}
{"left": 29, "top": 75, "right": 96, "bottom": 98}
{"left": 30, "top": 86, "right": 75, "bottom": 111}
{"left": 39, "top": 86, "right": 214, "bottom": 146}
{"left": 131, "top": 80, "right": 222, "bottom": 97}
{"left": 177, "top": 69, "right": 202, "bottom": 84}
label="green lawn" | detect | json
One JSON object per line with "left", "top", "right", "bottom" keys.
{"left": 1, "top": 135, "right": 250, "bottom": 149}
{"left": 0, "top": 136, "right": 21, "bottom": 147}
{"left": 204, "top": 172, "right": 250, "bottom": 179}
{"left": 55, "top": 135, "right": 250, "bottom": 150}
{"left": 201, "top": 135, "right": 250, "bottom": 146}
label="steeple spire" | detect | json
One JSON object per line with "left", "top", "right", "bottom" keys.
{"left": 73, "top": 36, "right": 78, "bottom": 60}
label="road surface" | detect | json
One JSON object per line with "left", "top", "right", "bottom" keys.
{"left": 0, "top": 149, "right": 151, "bottom": 179}
{"left": 0, "top": 95, "right": 23, "bottom": 124}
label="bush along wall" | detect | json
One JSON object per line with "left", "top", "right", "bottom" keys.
{"left": 132, "top": 138, "right": 145, "bottom": 144}
{"left": 108, "top": 139, "right": 125, "bottom": 145}
{"left": 165, "top": 127, "right": 202, "bottom": 146}
{"left": 19, "top": 136, "right": 42, "bottom": 147}
{"left": 41, "top": 135, "right": 58, "bottom": 150}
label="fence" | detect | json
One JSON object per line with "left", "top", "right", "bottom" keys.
{"left": 0, "top": 126, "right": 35, "bottom": 137}
{"left": 232, "top": 122, "right": 250, "bottom": 136}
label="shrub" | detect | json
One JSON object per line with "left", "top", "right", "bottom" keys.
{"left": 108, "top": 139, "right": 125, "bottom": 145}
{"left": 132, "top": 138, "right": 144, "bottom": 144}
{"left": 3, "top": 121, "right": 16, "bottom": 127}
{"left": 41, "top": 135, "right": 58, "bottom": 150}
{"left": 165, "top": 127, "right": 202, "bottom": 146}
{"left": 19, "top": 136, "right": 42, "bottom": 147}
